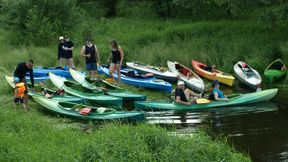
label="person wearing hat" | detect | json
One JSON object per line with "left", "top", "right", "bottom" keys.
{"left": 13, "top": 59, "right": 34, "bottom": 110}
{"left": 80, "top": 37, "right": 100, "bottom": 79}
{"left": 58, "top": 36, "right": 66, "bottom": 67}
{"left": 174, "top": 80, "right": 202, "bottom": 105}
{"left": 208, "top": 80, "right": 228, "bottom": 101}
{"left": 63, "top": 35, "right": 75, "bottom": 69}
{"left": 107, "top": 39, "right": 124, "bottom": 83}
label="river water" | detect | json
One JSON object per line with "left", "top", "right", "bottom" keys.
{"left": 146, "top": 88, "right": 288, "bottom": 162}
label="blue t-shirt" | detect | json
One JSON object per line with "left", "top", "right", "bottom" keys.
{"left": 212, "top": 88, "right": 225, "bottom": 99}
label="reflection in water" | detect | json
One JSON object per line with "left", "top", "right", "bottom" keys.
{"left": 146, "top": 101, "right": 283, "bottom": 161}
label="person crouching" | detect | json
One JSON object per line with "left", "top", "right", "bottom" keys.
{"left": 13, "top": 77, "right": 26, "bottom": 111}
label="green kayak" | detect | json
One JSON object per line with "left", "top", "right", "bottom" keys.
{"left": 69, "top": 68, "right": 146, "bottom": 101}
{"left": 33, "top": 95, "right": 145, "bottom": 122}
{"left": 5, "top": 75, "right": 84, "bottom": 103}
{"left": 264, "top": 59, "right": 287, "bottom": 83}
{"left": 135, "top": 89, "right": 278, "bottom": 111}
{"left": 49, "top": 73, "right": 123, "bottom": 109}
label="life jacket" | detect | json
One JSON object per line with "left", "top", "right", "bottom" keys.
{"left": 15, "top": 82, "right": 25, "bottom": 98}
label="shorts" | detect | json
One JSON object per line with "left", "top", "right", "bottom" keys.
{"left": 112, "top": 59, "right": 120, "bottom": 64}
{"left": 86, "top": 63, "right": 97, "bottom": 71}
{"left": 58, "top": 53, "right": 65, "bottom": 60}
{"left": 65, "top": 53, "right": 73, "bottom": 59}
{"left": 14, "top": 97, "right": 24, "bottom": 104}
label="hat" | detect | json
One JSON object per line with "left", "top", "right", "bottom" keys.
{"left": 14, "top": 77, "right": 20, "bottom": 83}
{"left": 59, "top": 36, "right": 64, "bottom": 40}
{"left": 177, "top": 80, "right": 185, "bottom": 86}
{"left": 212, "top": 80, "right": 220, "bottom": 87}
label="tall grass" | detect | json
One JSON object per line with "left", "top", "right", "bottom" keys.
{"left": 0, "top": 107, "right": 251, "bottom": 161}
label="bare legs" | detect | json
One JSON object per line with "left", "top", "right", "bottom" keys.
{"left": 66, "top": 58, "right": 75, "bottom": 69}
{"left": 109, "top": 63, "right": 121, "bottom": 83}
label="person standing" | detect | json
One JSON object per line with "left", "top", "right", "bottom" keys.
{"left": 63, "top": 35, "right": 75, "bottom": 69}
{"left": 13, "top": 59, "right": 34, "bottom": 109}
{"left": 107, "top": 39, "right": 124, "bottom": 83}
{"left": 80, "top": 37, "right": 100, "bottom": 79}
{"left": 58, "top": 36, "right": 66, "bottom": 68}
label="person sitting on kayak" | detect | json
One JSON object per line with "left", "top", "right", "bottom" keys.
{"left": 208, "top": 80, "right": 229, "bottom": 101}
{"left": 174, "top": 81, "right": 202, "bottom": 105}
{"left": 13, "top": 77, "right": 26, "bottom": 111}
{"left": 204, "top": 65, "right": 216, "bottom": 73}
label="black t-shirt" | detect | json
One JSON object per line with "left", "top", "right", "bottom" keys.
{"left": 85, "top": 45, "right": 97, "bottom": 64}
{"left": 64, "top": 41, "right": 73, "bottom": 56}
{"left": 112, "top": 49, "right": 121, "bottom": 62}
{"left": 13, "top": 62, "right": 34, "bottom": 87}
{"left": 175, "top": 88, "right": 188, "bottom": 102}
{"left": 58, "top": 42, "right": 65, "bottom": 57}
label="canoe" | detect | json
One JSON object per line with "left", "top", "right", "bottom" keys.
{"left": 192, "top": 60, "right": 235, "bottom": 86}
{"left": 69, "top": 68, "right": 146, "bottom": 101}
{"left": 264, "top": 59, "right": 287, "bottom": 83}
{"left": 126, "top": 62, "right": 178, "bottom": 82}
{"left": 135, "top": 88, "right": 278, "bottom": 111}
{"left": 33, "top": 66, "right": 72, "bottom": 78}
{"left": 5, "top": 75, "right": 49, "bottom": 87}
{"left": 49, "top": 73, "right": 123, "bottom": 109}
{"left": 98, "top": 65, "right": 173, "bottom": 92}
{"left": 233, "top": 61, "right": 262, "bottom": 89}
{"left": 167, "top": 61, "right": 205, "bottom": 92}
{"left": 33, "top": 95, "right": 145, "bottom": 122}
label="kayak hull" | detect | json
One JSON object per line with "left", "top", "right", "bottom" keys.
{"left": 33, "top": 66, "right": 72, "bottom": 78}
{"left": 69, "top": 68, "right": 146, "bottom": 101}
{"left": 135, "top": 89, "right": 278, "bottom": 111}
{"left": 49, "top": 73, "right": 123, "bottom": 110}
{"left": 126, "top": 62, "right": 178, "bottom": 82}
{"left": 33, "top": 96, "right": 145, "bottom": 122}
{"left": 192, "top": 60, "right": 235, "bottom": 86}
{"left": 167, "top": 61, "right": 204, "bottom": 92}
{"left": 233, "top": 61, "right": 262, "bottom": 89}
{"left": 98, "top": 65, "right": 172, "bottom": 92}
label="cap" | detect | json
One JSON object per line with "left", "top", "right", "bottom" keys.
{"left": 59, "top": 36, "right": 64, "bottom": 40}
{"left": 212, "top": 80, "right": 220, "bottom": 87}
{"left": 14, "top": 77, "right": 20, "bottom": 83}
{"left": 177, "top": 80, "right": 185, "bottom": 86}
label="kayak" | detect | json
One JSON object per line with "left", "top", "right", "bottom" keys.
{"left": 33, "top": 66, "right": 72, "bottom": 78}
{"left": 135, "top": 88, "right": 278, "bottom": 111}
{"left": 167, "top": 61, "right": 205, "bottom": 92}
{"left": 5, "top": 76, "right": 85, "bottom": 103}
{"left": 69, "top": 68, "right": 147, "bottom": 101}
{"left": 98, "top": 65, "right": 173, "bottom": 92}
{"left": 264, "top": 59, "right": 287, "bottom": 83}
{"left": 49, "top": 73, "right": 123, "bottom": 109}
{"left": 33, "top": 95, "right": 145, "bottom": 122}
{"left": 192, "top": 60, "right": 235, "bottom": 86}
{"left": 233, "top": 61, "right": 262, "bottom": 89}
{"left": 126, "top": 62, "right": 178, "bottom": 82}
{"left": 5, "top": 75, "right": 49, "bottom": 87}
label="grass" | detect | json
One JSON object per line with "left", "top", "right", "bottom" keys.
{"left": 3, "top": 16, "right": 288, "bottom": 161}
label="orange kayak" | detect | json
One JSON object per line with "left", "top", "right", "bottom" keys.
{"left": 192, "top": 60, "right": 235, "bottom": 86}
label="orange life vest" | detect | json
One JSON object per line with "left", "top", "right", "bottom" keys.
{"left": 15, "top": 82, "right": 25, "bottom": 98}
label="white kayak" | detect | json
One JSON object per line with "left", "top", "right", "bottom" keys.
{"left": 126, "top": 62, "right": 178, "bottom": 82}
{"left": 167, "top": 61, "right": 205, "bottom": 92}
{"left": 233, "top": 61, "right": 262, "bottom": 89}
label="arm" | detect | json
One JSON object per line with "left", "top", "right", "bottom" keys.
{"left": 80, "top": 46, "right": 90, "bottom": 58}
{"left": 175, "top": 96, "right": 192, "bottom": 105}
{"left": 95, "top": 44, "right": 100, "bottom": 64}
{"left": 119, "top": 47, "right": 124, "bottom": 65}
{"left": 29, "top": 69, "right": 34, "bottom": 88}
{"left": 214, "top": 92, "right": 228, "bottom": 101}
{"left": 107, "top": 53, "right": 112, "bottom": 63}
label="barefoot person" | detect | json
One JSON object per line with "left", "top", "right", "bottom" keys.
{"left": 13, "top": 78, "right": 26, "bottom": 111}
{"left": 174, "top": 81, "right": 202, "bottom": 105}
{"left": 107, "top": 39, "right": 124, "bottom": 83}
{"left": 58, "top": 36, "right": 66, "bottom": 68}
{"left": 80, "top": 37, "right": 100, "bottom": 79}
{"left": 208, "top": 80, "right": 229, "bottom": 101}
{"left": 63, "top": 35, "right": 75, "bottom": 69}
{"left": 13, "top": 59, "right": 34, "bottom": 109}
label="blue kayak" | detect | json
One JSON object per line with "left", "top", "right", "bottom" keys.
{"left": 98, "top": 65, "right": 173, "bottom": 92}
{"left": 25, "top": 75, "right": 50, "bottom": 82}
{"left": 32, "top": 66, "right": 72, "bottom": 78}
